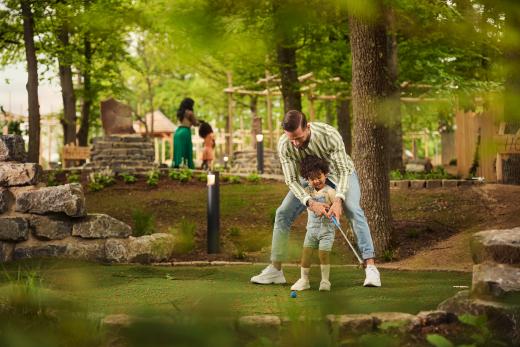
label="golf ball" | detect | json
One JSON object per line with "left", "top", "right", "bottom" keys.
{"left": 290, "top": 291, "right": 297, "bottom": 298}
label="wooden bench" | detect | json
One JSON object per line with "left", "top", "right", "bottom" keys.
{"left": 62, "top": 144, "right": 91, "bottom": 168}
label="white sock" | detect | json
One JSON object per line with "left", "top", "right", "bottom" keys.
{"left": 321, "top": 264, "right": 330, "bottom": 282}
{"left": 301, "top": 267, "right": 310, "bottom": 280}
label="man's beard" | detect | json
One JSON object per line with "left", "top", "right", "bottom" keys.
{"left": 297, "top": 134, "right": 311, "bottom": 149}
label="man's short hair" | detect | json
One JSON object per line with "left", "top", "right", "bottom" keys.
{"left": 282, "top": 110, "right": 307, "bottom": 132}
{"left": 300, "top": 155, "right": 329, "bottom": 179}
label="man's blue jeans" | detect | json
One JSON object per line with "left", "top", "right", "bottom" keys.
{"left": 270, "top": 172, "right": 375, "bottom": 262}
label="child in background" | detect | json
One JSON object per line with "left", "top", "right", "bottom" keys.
{"left": 291, "top": 155, "right": 337, "bottom": 292}
{"left": 198, "top": 121, "right": 215, "bottom": 170}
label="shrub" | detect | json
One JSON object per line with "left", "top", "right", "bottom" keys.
{"left": 382, "top": 249, "right": 395, "bottom": 262}
{"left": 168, "top": 169, "right": 180, "bottom": 180}
{"left": 47, "top": 171, "right": 59, "bottom": 186}
{"left": 389, "top": 170, "right": 403, "bottom": 180}
{"left": 66, "top": 171, "right": 81, "bottom": 184}
{"left": 246, "top": 173, "right": 261, "bottom": 183}
{"left": 228, "top": 227, "right": 241, "bottom": 237}
{"left": 195, "top": 173, "right": 207, "bottom": 182}
{"left": 146, "top": 169, "right": 160, "bottom": 187}
{"left": 120, "top": 172, "right": 137, "bottom": 184}
{"left": 178, "top": 168, "right": 193, "bottom": 182}
{"left": 132, "top": 209, "right": 155, "bottom": 236}
{"left": 227, "top": 175, "right": 241, "bottom": 184}
{"left": 169, "top": 220, "right": 196, "bottom": 254}
{"left": 88, "top": 168, "right": 115, "bottom": 192}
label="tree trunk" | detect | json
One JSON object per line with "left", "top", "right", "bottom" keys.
{"left": 385, "top": 7, "right": 404, "bottom": 172}
{"left": 21, "top": 0, "right": 40, "bottom": 163}
{"left": 348, "top": 3, "right": 393, "bottom": 255}
{"left": 276, "top": 43, "right": 301, "bottom": 113}
{"left": 325, "top": 100, "right": 334, "bottom": 125}
{"left": 336, "top": 99, "right": 352, "bottom": 155}
{"left": 77, "top": 33, "right": 91, "bottom": 147}
{"left": 58, "top": 24, "right": 77, "bottom": 145}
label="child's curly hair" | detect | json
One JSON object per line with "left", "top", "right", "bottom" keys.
{"left": 300, "top": 155, "right": 329, "bottom": 179}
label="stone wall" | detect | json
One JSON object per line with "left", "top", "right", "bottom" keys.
{"left": 231, "top": 150, "right": 283, "bottom": 175}
{"left": 0, "top": 135, "right": 174, "bottom": 264}
{"left": 84, "top": 135, "right": 157, "bottom": 173}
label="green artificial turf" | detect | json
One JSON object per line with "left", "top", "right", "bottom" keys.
{"left": 0, "top": 260, "right": 470, "bottom": 318}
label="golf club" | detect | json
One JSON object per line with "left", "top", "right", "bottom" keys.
{"left": 330, "top": 215, "right": 364, "bottom": 265}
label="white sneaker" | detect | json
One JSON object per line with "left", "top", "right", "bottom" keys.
{"left": 363, "top": 265, "right": 381, "bottom": 287}
{"left": 319, "top": 280, "right": 331, "bottom": 291}
{"left": 290, "top": 278, "right": 310, "bottom": 291}
{"left": 250, "top": 265, "right": 286, "bottom": 284}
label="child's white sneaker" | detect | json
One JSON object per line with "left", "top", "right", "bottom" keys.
{"left": 319, "top": 280, "right": 331, "bottom": 291}
{"left": 363, "top": 265, "right": 381, "bottom": 287}
{"left": 290, "top": 278, "right": 310, "bottom": 291}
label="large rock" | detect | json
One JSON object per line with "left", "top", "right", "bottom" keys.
{"left": 0, "top": 135, "right": 26, "bottom": 162}
{"left": 471, "top": 228, "right": 520, "bottom": 265}
{"left": 100, "top": 98, "right": 136, "bottom": 135}
{"left": 237, "top": 315, "right": 281, "bottom": 329}
{"left": 0, "top": 188, "right": 11, "bottom": 213}
{"left": 72, "top": 214, "right": 131, "bottom": 239}
{"left": 0, "top": 241, "right": 14, "bottom": 261}
{"left": 0, "top": 217, "right": 29, "bottom": 241}
{"left": 13, "top": 236, "right": 105, "bottom": 261}
{"left": 438, "top": 290, "right": 520, "bottom": 346}
{"left": 29, "top": 215, "right": 72, "bottom": 240}
{"left": 326, "top": 314, "right": 374, "bottom": 336}
{"left": 472, "top": 263, "right": 520, "bottom": 302}
{"left": 372, "top": 312, "right": 416, "bottom": 332}
{"left": 0, "top": 163, "right": 41, "bottom": 187}
{"left": 15, "top": 183, "right": 86, "bottom": 217}
{"left": 105, "top": 233, "right": 174, "bottom": 263}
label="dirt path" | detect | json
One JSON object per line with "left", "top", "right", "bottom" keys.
{"left": 382, "top": 184, "right": 520, "bottom": 272}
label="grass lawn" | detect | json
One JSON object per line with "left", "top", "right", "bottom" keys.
{"left": 0, "top": 260, "right": 470, "bottom": 318}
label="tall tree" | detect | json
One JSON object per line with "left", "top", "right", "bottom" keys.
{"left": 348, "top": 1, "right": 393, "bottom": 255}
{"left": 20, "top": 0, "right": 41, "bottom": 163}
{"left": 385, "top": 6, "right": 403, "bottom": 171}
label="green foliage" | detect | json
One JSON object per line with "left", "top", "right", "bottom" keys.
{"left": 7, "top": 121, "right": 22, "bottom": 135}
{"left": 66, "top": 171, "right": 81, "bottom": 184}
{"left": 132, "top": 209, "right": 155, "bottom": 236}
{"left": 227, "top": 175, "right": 241, "bottom": 184}
{"left": 179, "top": 168, "right": 193, "bottom": 182}
{"left": 195, "top": 173, "right": 207, "bottom": 182}
{"left": 46, "top": 171, "right": 59, "bottom": 187}
{"left": 405, "top": 228, "right": 421, "bottom": 239}
{"left": 228, "top": 227, "right": 241, "bottom": 238}
{"left": 88, "top": 168, "right": 115, "bottom": 192}
{"left": 382, "top": 249, "right": 395, "bottom": 262}
{"left": 426, "top": 334, "right": 454, "bottom": 347}
{"left": 168, "top": 169, "right": 181, "bottom": 180}
{"left": 246, "top": 173, "right": 261, "bottom": 183}
{"left": 120, "top": 172, "right": 137, "bottom": 184}
{"left": 390, "top": 166, "right": 454, "bottom": 180}
{"left": 269, "top": 207, "right": 277, "bottom": 225}
{"left": 146, "top": 169, "right": 160, "bottom": 187}
{"left": 169, "top": 220, "right": 196, "bottom": 254}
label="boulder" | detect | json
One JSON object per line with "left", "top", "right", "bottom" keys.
{"left": 105, "top": 233, "right": 174, "bottom": 263}
{"left": 0, "top": 217, "right": 29, "bottom": 241}
{"left": 237, "top": 315, "right": 281, "bottom": 329}
{"left": 72, "top": 214, "right": 131, "bottom": 239}
{"left": 472, "top": 263, "right": 520, "bottom": 302}
{"left": 372, "top": 312, "right": 416, "bottom": 332}
{"left": 326, "top": 314, "right": 374, "bottom": 336}
{"left": 15, "top": 183, "right": 86, "bottom": 217}
{"left": 0, "top": 135, "right": 27, "bottom": 162}
{"left": 101, "top": 314, "right": 134, "bottom": 329}
{"left": 0, "top": 241, "right": 14, "bottom": 262}
{"left": 0, "top": 188, "right": 11, "bottom": 213}
{"left": 0, "top": 163, "right": 41, "bottom": 186}
{"left": 100, "top": 98, "right": 136, "bottom": 135}
{"left": 413, "top": 310, "right": 457, "bottom": 327}
{"left": 471, "top": 228, "right": 520, "bottom": 265}
{"left": 29, "top": 215, "right": 72, "bottom": 240}
{"left": 13, "top": 236, "right": 105, "bottom": 261}
{"left": 438, "top": 290, "right": 520, "bottom": 346}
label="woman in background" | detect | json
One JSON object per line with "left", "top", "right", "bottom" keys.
{"left": 198, "top": 121, "right": 215, "bottom": 170}
{"left": 172, "top": 98, "right": 197, "bottom": 169}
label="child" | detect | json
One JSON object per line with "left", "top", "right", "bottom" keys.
{"left": 198, "top": 121, "right": 215, "bottom": 171}
{"left": 291, "top": 155, "right": 337, "bottom": 292}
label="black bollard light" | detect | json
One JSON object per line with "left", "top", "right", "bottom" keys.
{"left": 207, "top": 171, "right": 220, "bottom": 253}
{"left": 223, "top": 155, "right": 229, "bottom": 171}
{"left": 256, "top": 133, "right": 264, "bottom": 174}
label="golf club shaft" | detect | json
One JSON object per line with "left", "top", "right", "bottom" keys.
{"left": 330, "top": 216, "right": 364, "bottom": 265}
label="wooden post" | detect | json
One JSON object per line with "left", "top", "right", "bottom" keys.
{"left": 154, "top": 137, "right": 160, "bottom": 163}
{"left": 226, "top": 72, "right": 234, "bottom": 157}
{"left": 169, "top": 135, "right": 174, "bottom": 161}
{"left": 161, "top": 136, "right": 166, "bottom": 163}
